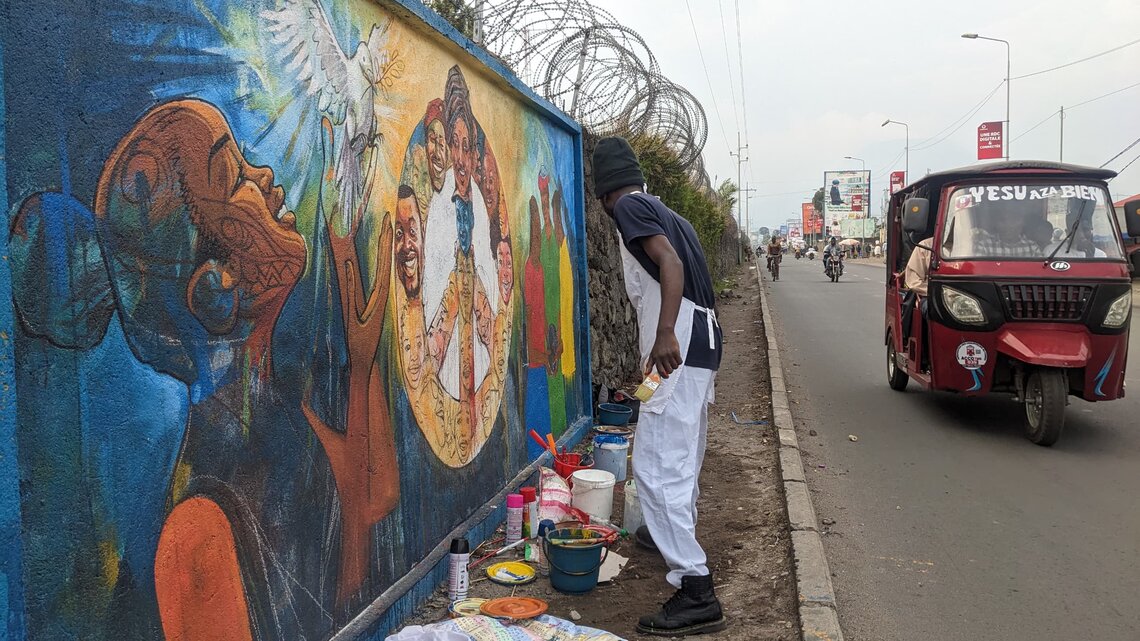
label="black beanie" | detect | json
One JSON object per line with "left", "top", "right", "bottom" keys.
{"left": 592, "top": 136, "right": 645, "bottom": 198}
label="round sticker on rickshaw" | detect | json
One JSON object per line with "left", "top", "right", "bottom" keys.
{"left": 956, "top": 342, "right": 988, "bottom": 370}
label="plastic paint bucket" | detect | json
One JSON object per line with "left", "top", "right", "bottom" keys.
{"left": 591, "top": 435, "right": 629, "bottom": 482}
{"left": 623, "top": 479, "right": 643, "bottom": 534}
{"left": 597, "top": 403, "right": 633, "bottom": 426}
{"left": 569, "top": 469, "right": 616, "bottom": 523}
{"left": 542, "top": 528, "right": 608, "bottom": 594}
{"left": 554, "top": 452, "right": 593, "bottom": 480}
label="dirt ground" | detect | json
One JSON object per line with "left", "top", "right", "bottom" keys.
{"left": 406, "top": 265, "right": 798, "bottom": 640}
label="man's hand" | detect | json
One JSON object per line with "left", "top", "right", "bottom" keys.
{"left": 648, "top": 329, "right": 683, "bottom": 378}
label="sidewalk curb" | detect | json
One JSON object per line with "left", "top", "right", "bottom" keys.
{"left": 754, "top": 264, "right": 845, "bottom": 641}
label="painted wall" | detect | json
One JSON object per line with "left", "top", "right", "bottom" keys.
{"left": 0, "top": 0, "right": 589, "bottom": 638}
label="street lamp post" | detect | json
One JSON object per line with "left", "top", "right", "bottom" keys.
{"left": 962, "top": 33, "right": 1011, "bottom": 160}
{"left": 881, "top": 119, "right": 909, "bottom": 180}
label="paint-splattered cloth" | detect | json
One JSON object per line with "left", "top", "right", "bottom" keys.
{"left": 386, "top": 615, "right": 624, "bottom": 641}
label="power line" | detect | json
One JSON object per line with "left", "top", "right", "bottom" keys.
{"left": 1012, "top": 109, "right": 1060, "bottom": 143}
{"left": 1012, "top": 37, "right": 1140, "bottom": 80}
{"left": 717, "top": 0, "right": 741, "bottom": 134}
{"left": 1101, "top": 135, "right": 1140, "bottom": 168}
{"left": 684, "top": 0, "right": 732, "bottom": 153}
{"left": 1010, "top": 82, "right": 1140, "bottom": 144}
{"left": 910, "top": 81, "right": 1005, "bottom": 151}
{"left": 908, "top": 80, "right": 1004, "bottom": 146}
{"left": 1069, "top": 81, "right": 1140, "bottom": 110}
{"left": 1111, "top": 151, "right": 1140, "bottom": 178}
{"left": 734, "top": 0, "right": 749, "bottom": 148}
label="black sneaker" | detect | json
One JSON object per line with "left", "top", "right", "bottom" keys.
{"left": 636, "top": 574, "right": 727, "bottom": 636}
{"left": 634, "top": 526, "right": 659, "bottom": 553}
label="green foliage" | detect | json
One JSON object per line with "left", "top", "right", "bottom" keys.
{"left": 425, "top": 0, "right": 475, "bottom": 38}
{"left": 628, "top": 135, "right": 735, "bottom": 274}
{"left": 812, "top": 187, "right": 825, "bottom": 214}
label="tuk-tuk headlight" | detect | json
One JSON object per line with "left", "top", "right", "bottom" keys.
{"left": 941, "top": 286, "right": 986, "bottom": 324}
{"left": 1104, "top": 291, "right": 1132, "bottom": 328}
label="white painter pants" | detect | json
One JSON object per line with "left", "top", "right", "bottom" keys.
{"left": 632, "top": 365, "right": 715, "bottom": 588}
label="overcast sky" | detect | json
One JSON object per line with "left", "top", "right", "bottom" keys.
{"left": 591, "top": 0, "right": 1140, "bottom": 232}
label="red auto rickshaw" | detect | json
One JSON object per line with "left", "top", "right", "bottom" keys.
{"left": 885, "top": 161, "right": 1139, "bottom": 446}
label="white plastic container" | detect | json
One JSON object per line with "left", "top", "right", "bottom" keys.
{"left": 592, "top": 436, "right": 629, "bottom": 482}
{"left": 570, "top": 469, "right": 617, "bottom": 523}
{"left": 623, "top": 479, "right": 643, "bottom": 533}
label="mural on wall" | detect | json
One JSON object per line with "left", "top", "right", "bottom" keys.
{"left": 0, "top": 0, "right": 587, "bottom": 639}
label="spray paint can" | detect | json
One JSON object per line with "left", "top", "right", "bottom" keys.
{"left": 447, "top": 538, "right": 470, "bottom": 602}
{"left": 519, "top": 486, "right": 538, "bottom": 538}
{"left": 505, "top": 493, "right": 524, "bottom": 545}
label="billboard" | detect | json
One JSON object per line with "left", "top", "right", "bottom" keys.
{"left": 840, "top": 218, "right": 877, "bottom": 239}
{"left": 823, "top": 170, "right": 871, "bottom": 226}
{"left": 779, "top": 224, "right": 789, "bottom": 237}
{"left": 978, "top": 121, "right": 1004, "bottom": 160}
{"left": 890, "top": 171, "right": 906, "bottom": 194}
{"left": 801, "top": 202, "right": 823, "bottom": 235}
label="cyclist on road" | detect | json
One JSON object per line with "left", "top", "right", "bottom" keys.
{"left": 766, "top": 236, "right": 783, "bottom": 273}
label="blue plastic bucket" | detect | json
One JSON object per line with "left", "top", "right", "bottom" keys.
{"left": 592, "top": 435, "right": 629, "bottom": 482}
{"left": 542, "top": 528, "right": 608, "bottom": 594}
{"left": 597, "top": 403, "right": 632, "bottom": 426}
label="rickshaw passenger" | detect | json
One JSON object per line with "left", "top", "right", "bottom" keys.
{"left": 901, "top": 236, "right": 933, "bottom": 357}
{"left": 972, "top": 208, "right": 1039, "bottom": 257}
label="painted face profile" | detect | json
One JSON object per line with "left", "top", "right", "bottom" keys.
{"left": 497, "top": 238, "right": 514, "bottom": 304}
{"left": 425, "top": 100, "right": 448, "bottom": 193}
{"left": 395, "top": 185, "right": 424, "bottom": 298}
{"left": 450, "top": 117, "right": 474, "bottom": 201}
{"left": 99, "top": 99, "right": 306, "bottom": 324}
{"left": 481, "top": 146, "right": 502, "bottom": 218}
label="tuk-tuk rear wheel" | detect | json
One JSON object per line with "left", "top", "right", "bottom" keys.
{"left": 887, "top": 334, "right": 909, "bottom": 391}
{"left": 1024, "top": 369, "right": 1066, "bottom": 447}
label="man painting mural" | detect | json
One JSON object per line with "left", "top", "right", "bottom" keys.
{"left": 593, "top": 137, "right": 726, "bottom": 636}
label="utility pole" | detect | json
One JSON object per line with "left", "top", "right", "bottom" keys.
{"left": 1059, "top": 105, "right": 1065, "bottom": 162}
{"left": 472, "top": 0, "right": 484, "bottom": 44}
{"left": 741, "top": 184, "right": 758, "bottom": 247}
{"left": 729, "top": 132, "right": 749, "bottom": 263}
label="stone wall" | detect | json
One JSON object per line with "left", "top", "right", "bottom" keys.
{"left": 583, "top": 134, "right": 642, "bottom": 390}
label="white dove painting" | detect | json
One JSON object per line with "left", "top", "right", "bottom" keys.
{"left": 261, "top": 0, "right": 399, "bottom": 229}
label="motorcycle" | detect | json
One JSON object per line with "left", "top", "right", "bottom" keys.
{"left": 794, "top": 248, "right": 803, "bottom": 260}
{"left": 825, "top": 253, "right": 843, "bottom": 282}
{"left": 806, "top": 249, "right": 817, "bottom": 260}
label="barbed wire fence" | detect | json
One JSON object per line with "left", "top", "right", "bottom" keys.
{"left": 476, "top": 0, "right": 713, "bottom": 191}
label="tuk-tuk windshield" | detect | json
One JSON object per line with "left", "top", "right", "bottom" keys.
{"left": 940, "top": 183, "right": 1124, "bottom": 260}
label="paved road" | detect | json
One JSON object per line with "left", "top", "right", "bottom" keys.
{"left": 763, "top": 257, "right": 1140, "bottom": 641}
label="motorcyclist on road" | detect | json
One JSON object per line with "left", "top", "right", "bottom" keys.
{"left": 823, "top": 237, "right": 844, "bottom": 275}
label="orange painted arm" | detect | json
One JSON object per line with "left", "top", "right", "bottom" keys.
{"left": 155, "top": 497, "right": 253, "bottom": 641}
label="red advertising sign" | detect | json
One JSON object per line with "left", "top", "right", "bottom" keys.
{"left": 890, "top": 171, "right": 906, "bottom": 194}
{"left": 851, "top": 193, "right": 864, "bottom": 213}
{"left": 802, "top": 202, "right": 822, "bottom": 234}
{"left": 977, "top": 121, "right": 1004, "bottom": 160}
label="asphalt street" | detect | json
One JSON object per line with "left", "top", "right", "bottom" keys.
{"left": 763, "top": 257, "right": 1140, "bottom": 641}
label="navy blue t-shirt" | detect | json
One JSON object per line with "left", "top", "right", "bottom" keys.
{"left": 613, "top": 192, "right": 722, "bottom": 371}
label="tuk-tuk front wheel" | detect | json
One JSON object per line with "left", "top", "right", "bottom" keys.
{"left": 887, "top": 333, "right": 909, "bottom": 391}
{"left": 1024, "top": 369, "right": 1066, "bottom": 446}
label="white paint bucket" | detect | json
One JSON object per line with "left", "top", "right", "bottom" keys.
{"left": 570, "top": 469, "right": 616, "bottom": 524}
{"left": 622, "top": 479, "right": 643, "bottom": 533}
